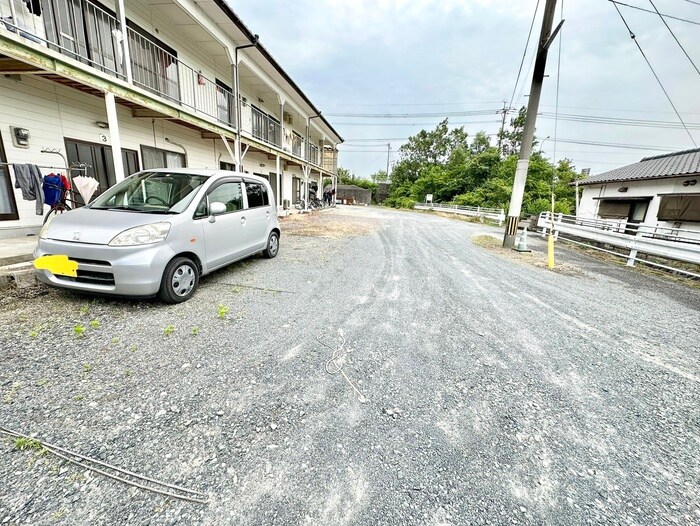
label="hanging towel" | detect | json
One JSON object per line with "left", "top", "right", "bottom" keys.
{"left": 72, "top": 176, "right": 100, "bottom": 204}
{"left": 60, "top": 174, "right": 71, "bottom": 191}
{"left": 42, "top": 173, "right": 64, "bottom": 207}
{"left": 13, "top": 164, "right": 45, "bottom": 215}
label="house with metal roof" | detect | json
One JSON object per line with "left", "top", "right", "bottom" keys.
{"left": 0, "top": 0, "right": 342, "bottom": 236}
{"left": 578, "top": 147, "right": 700, "bottom": 233}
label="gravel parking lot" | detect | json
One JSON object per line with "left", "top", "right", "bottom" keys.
{"left": 1, "top": 206, "right": 699, "bottom": 525}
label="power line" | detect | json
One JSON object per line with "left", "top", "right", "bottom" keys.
{"left": 608, "top": 0, "right": 700, "bottom": 25}
{"left": 325, "top": 109, "right": 499, "bottom": 118}
{"left": 509, "top": 0, "right": 541, "bottom": 110}
{"left": 612, "top": 2, "right": 697, "bottom": 146}
{"left": 648, "top": 0, "right": 700, "bottom": 76}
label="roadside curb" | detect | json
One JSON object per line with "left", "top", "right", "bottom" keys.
{"left": 0, "top": 262, "right": 38, "bottom": 291}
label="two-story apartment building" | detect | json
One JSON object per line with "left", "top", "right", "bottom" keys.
{"left": 0, "top": 0, "right": 342, "bottom": 235}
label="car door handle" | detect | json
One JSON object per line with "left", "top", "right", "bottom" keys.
{"left": 266, "top": 211, "right": 270, "bottom": 219}
{"left": 241, "top": 216, "right": 246, "bottom": 225}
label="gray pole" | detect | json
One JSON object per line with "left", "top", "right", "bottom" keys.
{"left": 386, "top": 143, "right": 390, "bottom": 180}
{"left": 234, "top": 36, "right": 259, "bottom": 170}
{"left": 503, "top": 0, "right": 561, "bottom": 248}
{"left": 497, "top": 101, "right": 507, "bottom": 155}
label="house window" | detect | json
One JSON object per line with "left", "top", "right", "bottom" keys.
{"left": 658, "top": 194, "right": 700, "bottom": 222}
{"left": 141, "top": 146, "right": 186, "bottom": 169}
{"left": 597, "top": 200, "right": 631, "bottom": 219}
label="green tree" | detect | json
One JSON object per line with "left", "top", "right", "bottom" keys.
{"left": 337, "top": 167, "right": 355, "bottom": 184}
{"left": 370, "top": 170, "right": 389, "bottom": 183}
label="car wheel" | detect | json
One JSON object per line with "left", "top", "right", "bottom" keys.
{"left": 263, "top": 231, "right": 279, "bottom": 259}
{"left": 158, "top": 256, "right": 199, "bottom": 303}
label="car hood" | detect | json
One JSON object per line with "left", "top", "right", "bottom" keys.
{"left": 44, "top": 207, "right": 172, "bottom": 245}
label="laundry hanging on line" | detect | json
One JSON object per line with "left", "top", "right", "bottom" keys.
{"left": 13, "top": 164, "right": 44, "bottom": 215}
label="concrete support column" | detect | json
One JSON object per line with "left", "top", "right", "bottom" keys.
{"left": 105, "top": 91, "right": 125, "bottom": 183}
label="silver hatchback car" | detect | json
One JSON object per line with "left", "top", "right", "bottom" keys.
{"left": 34, "top": 169, "right": 280, "bottom": 303}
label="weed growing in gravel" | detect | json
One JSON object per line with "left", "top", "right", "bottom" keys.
{"left": 125, "top": 369, "right": 132, "bottom": 377}
{"left": 82, "top": 363, "right": 93, "bottom": 373}
{"left": 191, "top": 327, "right": 199, "bottom": 336}
{"left": 89, "top": 319, "right": 100, "bottom": 329}
{"left": 231, "top": 286, "right": 241, "bottom": 294}
{"left": 28, "top": 329, "right": 39, "bottom": 338}
{"left": 3, "top": 382, "right": 21, "bottom": 404}
{"left": 218, "top": 304, "right": 230, "bottom": 319}
{"left": 13, "top": 437, "right": 43, "bottom": 452}
{"left": 74, "top": 394, "right": 84, "bottom": 401}
{"left": 112, "top": 337, "right": 120, "bottom": 345}
{"left": 163, "top": 325, "right": 175, "bottom": 336}
{"left": 73, "top": 325, "right": 86, "bottom": 337}
{"left": 51, "top": 509, "right": 68, "bottom": 521}
{"left": 129, "top": 344, "right": 137, "bottom": 352}
{"left": 79, "top": 305, "right": 89, "bottom": 315}
{"left": 36, "top": 378, "right": 48, "bottom": 387}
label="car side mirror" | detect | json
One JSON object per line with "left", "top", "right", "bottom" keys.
{"left": 208, "top": 201, "right": 226, "bottom": 222}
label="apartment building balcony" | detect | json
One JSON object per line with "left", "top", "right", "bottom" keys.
{"left": 0, "top": 0, "right": 340, "bottom": 174}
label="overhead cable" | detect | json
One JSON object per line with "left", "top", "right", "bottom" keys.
{"left": 509, "top": 0, "right": 542, "bottom": 110}
{"left": 608, "top": 0, "right": 700, "bottom": 25}
{"left": 612, "top": 2, "right": 697, "bottom": 146}
{"left": 648, "top": 0, "right": 700, "bottom": 76}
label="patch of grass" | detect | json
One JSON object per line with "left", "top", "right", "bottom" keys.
{"left": 82, "top": 363, "right": 92, "bottom": 373}
{"left": 79, "top": 305, "right": 89, "bottom": 316}
{"left": 89, "top": 319, "right": 100, "bottom": 329}
{"left": 111, "top": 337, "right": 120, "bottom": 345}
{"left": 163, "top": 325, "right": 175, "bottom": 336}
{"left": 29, "top": 329, "right": 39, "bottom": 338}
{"left": 217, "top": 304, "right": 230, "bottom": 319}
{"left": 231, "top": 286, "right": 241, "bottom": 294}
{"left": 129, "top": 344, "right": 137, "bottom": 352}
{"left": 74, "top": 394, "right": 84, "bottom": 402}
{"left": 36, "top": 378, "right": 48, "bottom": 387}
{"left": 472, "top": 235, "right": 502, "bottom": 249}
{"left": 3, "top": 382, "right": 21, "bottom": 404}
{"left": 191, "top": 327, "right": 199, "bottom": 336}
{"left": 14, "top": 437, "right": 43, "bottom": 452}
{"left": 73, "top": 325, "right": 86, "bottom": 337}
{"left": 124, "top": 369, "right": 132, "bottom": 377}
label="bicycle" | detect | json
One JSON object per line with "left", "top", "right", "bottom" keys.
{"left": 43, "top": 181, "right": 79, "bottom": 224}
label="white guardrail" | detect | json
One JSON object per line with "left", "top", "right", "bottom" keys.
{"left": 537, "top": 211, "right": 700, "bottom": 276}
{"left": 415, "top": 203, "right": 505, "bottom": 225}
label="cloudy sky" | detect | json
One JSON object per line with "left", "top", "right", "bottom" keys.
{"left": 230, "top": 0, "right": 700, "bottom": 178}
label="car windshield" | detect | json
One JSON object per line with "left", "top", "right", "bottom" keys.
{"left": 90, "top": 172, "right": 208, "bottom": 213}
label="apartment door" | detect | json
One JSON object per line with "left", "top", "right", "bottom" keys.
{"left": 0, "top": 133, "right": 19, "bottom": 220}
{"left": 65, "top": 139, "right": 139, "bottom": 204}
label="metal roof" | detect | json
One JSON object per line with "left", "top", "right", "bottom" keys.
{"left": 580, "top": 147, "right": 700, "bottom": 186}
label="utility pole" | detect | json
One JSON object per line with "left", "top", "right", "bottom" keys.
{"left": 503, "top": 0, "right": 563, "bottom": 248}
{"left": 385, "top": 143, "right": 391, "bottom": 181}
{"left": 497, "top": 101, "right": 507, "bottom": 155}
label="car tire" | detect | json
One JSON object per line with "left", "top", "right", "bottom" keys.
{"left": 263, "top": 231, "right": 279, "bottom": 259}
{"left": 158, "top": 256, "right": 199, "bottom": 303}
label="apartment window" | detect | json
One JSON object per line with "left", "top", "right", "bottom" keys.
{"left": 141, "top": 146, "right": 186, "bottom": 169}
{"left": 292, "top": 133, "right": 303, "bottom": 157}
{"left": 0, "top": 132, "right": 19, "bottom": 221}
{"left": 128, "top": 22, "right": 179, "bottom": 100}
{"left": 42, "top": 0, "right": 123, "bottom": 76}
{"left": 216, "top": 80, "right": 235, "bottom": 126}
{"left": 658, "top": 194, "right": 700, "bottom": 222}
{"left": 245, "top": 183, "right": 269, "bottom": 208}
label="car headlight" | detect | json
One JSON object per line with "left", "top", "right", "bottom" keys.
{"left": 109, "top": 222, "right": 171, "bottom": 246}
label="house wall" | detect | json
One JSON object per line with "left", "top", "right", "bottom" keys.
{"left": 578, "top": 176, "right": 700, "bottom": 234}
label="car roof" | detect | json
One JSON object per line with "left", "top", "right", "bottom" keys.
{"left": 139, "top": 169, "right": 270, "bottom": 184}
